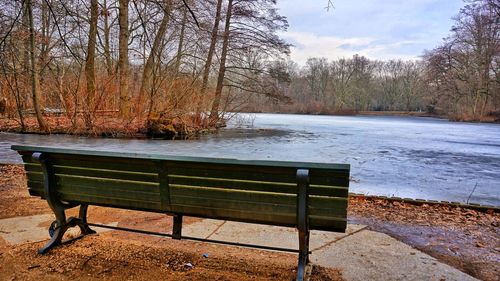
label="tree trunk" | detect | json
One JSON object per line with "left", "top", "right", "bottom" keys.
{"left": 84, "top": 0, "right": 98, "bottom": 128}
{"left": 209, "top": 0, "right": 232, "bottom": 122}
{"left": 38, "top": 0, "right": 50, "bottom": 79}
{"left": 174, "top": 5, "right": 188, "bottom": 75}
{"left": 103, "top": 0, "right": 113, "bottom": 76}
{"left": 27, "top": 0, "right": 48, "bottom": 131}
{"left": 198, "top": 0, "right": 223, "bottom": 117}
{"left": 22, "top": 1, "right": 30, "bottom": 108}
{"left": 118, "top": 0, "right": 130, "bottom": 118}
{"left": 138, "top": 0, "right": 172, "bottom": 117}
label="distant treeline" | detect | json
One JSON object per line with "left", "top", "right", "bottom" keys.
{"left": 246, "top": 0, "right": 500, "bottom": 121}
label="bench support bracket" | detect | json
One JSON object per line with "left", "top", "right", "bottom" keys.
{"left": 33, "top": 152, "right": 96, "bottom": 254}
{"left": 296, "top": 169, "right": 310, "bottom": 281}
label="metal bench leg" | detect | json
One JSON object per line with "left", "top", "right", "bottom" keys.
{"left": 77, "top": 204, "right": 96, "bottom": 235}
{"left": 33, "top": 152, "right": 95, "bottom": 254}
{"left": 172, "top": 214, "right": 183, "bottom": 240}
{"left": 296, "top": 169, "right": 310, "bottom": 281}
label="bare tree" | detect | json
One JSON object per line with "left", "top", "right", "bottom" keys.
{"left": 209, "top": 0, "right": 233, "bottom": 122}
{"left": 27, "top": 0, "right": 48, "bottom": 131}
{"left": 84, "top": 0, "right": 98, "bottom": 128}
{"left": 118, "top": 0, "right": 130, "bottom": 118}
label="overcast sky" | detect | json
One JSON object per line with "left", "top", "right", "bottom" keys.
{"left": 276, "top": 0, "right": 465, "bottom": 65}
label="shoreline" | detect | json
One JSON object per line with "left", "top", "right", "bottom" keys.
{"left": 1, "top": 112, "right": 499, "bottom": 139}
{"left": 237, "top": 111, "right": 500, "bottom": 124}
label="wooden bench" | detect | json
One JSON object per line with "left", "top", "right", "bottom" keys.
{"left": 12, "top": 145, "right": 350, "bottom": 280}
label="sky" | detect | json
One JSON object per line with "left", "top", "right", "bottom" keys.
{"left": 276, "top": 0, "right": 465, "bottom": 65}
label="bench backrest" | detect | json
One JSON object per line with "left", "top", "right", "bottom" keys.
{"left": 13, "top": 145, "right": 350, "bottom": 232}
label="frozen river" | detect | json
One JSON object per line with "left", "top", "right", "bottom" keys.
{"left": 1, "top": 113, "right": 499, "bottom": 206}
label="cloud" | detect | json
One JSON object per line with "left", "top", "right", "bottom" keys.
{"left": 281, "top": 31, "right": 421, "bottom": 65}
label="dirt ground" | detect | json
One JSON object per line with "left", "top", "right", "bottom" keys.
{"left": 1, "top": 164, "right": 499, "bottom": 280}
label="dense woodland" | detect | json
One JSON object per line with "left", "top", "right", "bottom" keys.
{"left": 0, "top": 0, "right": 498, "bottom": 136}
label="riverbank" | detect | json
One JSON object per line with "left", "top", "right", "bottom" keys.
{"left": 240, "top": 109, "right": 500, "bottom": 123}
{"left": 0, "top": 115, "right": 221, "bottom": 139}
{"left": 2, "top": 111, "right": 498, "bottom": 140}
{"left": 1, "top": 164, "right": 498, "bottom": 280}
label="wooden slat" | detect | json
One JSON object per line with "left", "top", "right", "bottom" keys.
{"left": 26, "top": 171, "right": 43, "bottom": 182}
{"left": 54, "top": 166, "right": 158, "bottom": 183}
{"left": 58, "top": 193, "right": 162, "bottom": 211}
{"left": 24, "top": 163, "right": 42, "bottom": 172}
{"left": 12, "top": 145, "right": 350, "bottom": 171}
{"left": 170, "top": 204, "right": 297, "bottom": 226}
{"left": 310, "top": 169, "right": 350, "bottom": 178}
{"left": 57, "top": 185, "right": 160, "bottom": 203}
{"left": 310, "top": 175, "right": 349, "bottom": 187}
{"left": 169, "top": 175, "right": 296, "bottom": 193}
{"left": 310, "top": 216, "right": 347, "bottom": 231}
{"left": 56, "top": 175, "right": 159, "bottom": 193}
{"left": 310, "top": 185, "right": 349, "bottom": 197}
{"left": 50, "top": 156, "right": 156, "bottom": 173}
{"left": 168, "top": 167, "right": 296, "bottom": 183}
{"left": 309, "top": 196, "right": 348, "bottom": 209}
{"left": 27, "top": 180, "right": 44, "bottom": 190}
{"left": 170, "top": 195, "right": 296, "bottom": 216}
{"left": 169, "top": 175, "right": 348, "bottom": 197}
{"left": 170, "top": 185, "right": 296, "bottom": 205}
{"left": 309, "top": 206, "right": 347, "bottom": 218}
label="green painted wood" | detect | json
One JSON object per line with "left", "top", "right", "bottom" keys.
{"left": 309, "top": 206, "right": 347, "bottom": 218}
{"left": 168, "top": 167, "right": 297, "bottom": 183}
{"left": 14, "top": 145, "right": 351, "bottom": 232}
{"left": 58, "top": 192, "right": 162, "bottom": 211}
{"left": 310, "top": 216, "right": 347, "bottom": 231}
{"left": 170, "top": 185, "right": 296, "bottom": 206}
{"left": 57, "top": 185, "right": 161, "bottom": 203}
{"left": 50, "top": 157, "right": 156, "bottom": 173}
{"left": 27, "top": 180, "right": 44, "bottom": 190}
{"left": 310, "top": 185, "right": 349, "bottom": 197}
{"left": 53, "top": 166, "right": 158, "bottom": 183}
{"left": 169, "top": 175, "right": 296, "bottom": 192}
{"left": 156, "top": 161, "right": 171, "bottom": 212}
{"left": 169, "top": 204, "right": 347, "bottom": 231}
{"left": 26, "top": 171, "right": 43, "bottom": 182}
{"left": 309, "top": 196, "right": 348, "bottom": 210}
{"left": 310, "top": 176, "right": 349, "bottom": 187}
{"left": 12, "top": 145, "right": 350, "bottom": 171}
{"left": 170, "top": 195, "right": 296, "bottom": 216}
{"left": 170, "top": 204, "right": 297, "bottom": 226}
{"left": 56, "top": 175, "right": 160, "bottom": 193}
{"left": 169, "top": 175, "right": 348, "bottom": 197}
{"left": 312, "top": 216, "right": 348, "bottom": 231}
{"left": 24, "top": 163, "right": 42, "bottom": 172}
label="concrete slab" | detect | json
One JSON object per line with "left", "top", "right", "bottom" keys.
{"left": 0, "top": 214, "right": 117, "bottom": 245}
{"left": 182, "top": 220, "right": 477, "bottom": 281}
{"left": 183, "top": 219, "right": 366, "bottom": 250}
{"left": 312, "top": 229, "right": 478, "bottom": 281}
